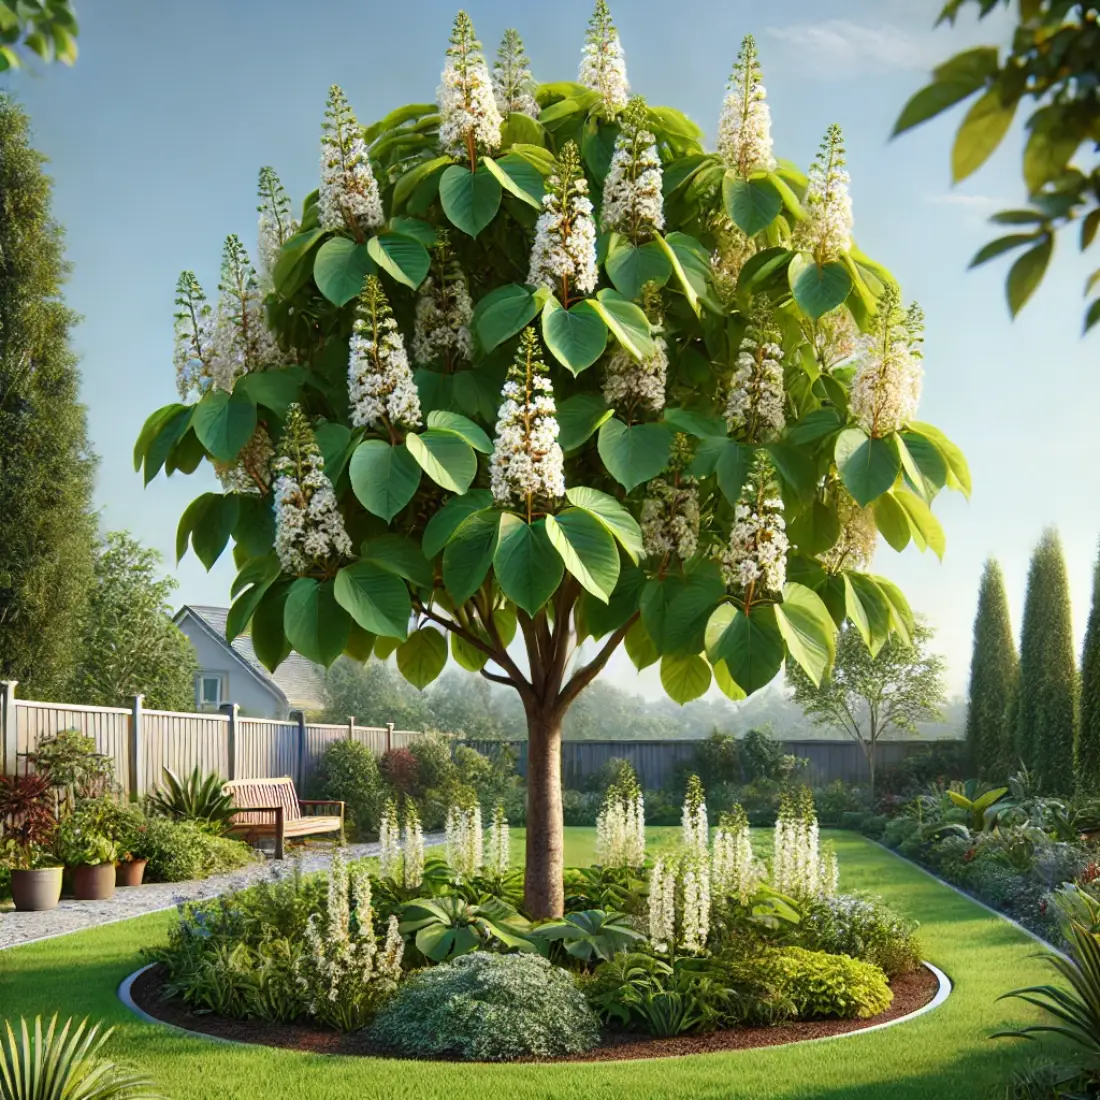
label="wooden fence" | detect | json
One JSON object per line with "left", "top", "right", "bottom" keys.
{"left": 0, "top": 682, "right": 422, "bottom": 796}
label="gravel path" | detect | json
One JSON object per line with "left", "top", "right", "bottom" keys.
{"left": 0, "top": 836, "right": 444, "bottom": 951}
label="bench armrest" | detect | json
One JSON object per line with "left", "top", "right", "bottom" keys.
{"left": 298, "top": 799, "right": 345, "bottom": 811}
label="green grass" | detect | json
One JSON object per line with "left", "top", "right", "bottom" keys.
{"left": 0, "top": 829, "right": 1062, "bottom": 1099}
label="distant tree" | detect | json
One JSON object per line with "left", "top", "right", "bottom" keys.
{"left": 0, "top": 2, "right": 79, "bottom": 72}
{"left": 966, "top": 559, "right": 1019, "bottom": 780}
{"left": 1018, "top": 528, "right": 1078, "bottom": 793}
{"left": 424, "top": 670, "right": 509, "bottom": 739}
{"left": 788, "top": 621, "right": 947, "bottom": 796}
{"left": 71, "top": 532, "right": 198, "bottom": 711}
{"left": 321, "top": 658, "right": 432, "bottom": 730}
{"left": 0, "top": 94, "right": 96, "bottom": 699}
{"left": 1078, "top": 543, "right": 1100, "bottom": 792}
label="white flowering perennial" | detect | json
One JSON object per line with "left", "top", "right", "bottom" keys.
{"left": 721, "top": 451, "right": 789, "bottom": 597}
{"left": 173, "top": 271, "right": 214, "bottom": 400}
{"left": 485, "top": 804, "right": 510, "bottom": 876}
{"left": 602, "top": 339, "right": 668, "bottom": 413}
{"left": 600, "top": 97, "right": 664, "bottom": 240}
{"left": 256, "top": 166, "right": 298, "bottom": 286}
{"left": 272, "top": 403, "right": 354, "bottom": 575}
{"left": 438, "top": 11, "right": 503, "bottom": 162}
{"left": 771, "top": 787, "right": 838, "bottom": 900}
{"left": 444, "top": 803, "right": 483, "bottom": 881}
{"left": 528, "top": 140, "right": 598, "bottom": 299}
{"left": 710, "top": 216, "right": 757, "bottom": 302}
{"left": 725, "top": 299, "right": 786, "bottom": 442}
{"left": 848, "top": 287, "right": 924, "bottom": 438}
{"left": 796, "top": 124, "right": 853, "bottom": 263}
{"left": 412, "top": 230, "right": 473, "bottom": 369}
{"left": 814, "top": 307, "right": 859, "bottom": 371}
{"left": 595, "top": 769, "right": 645, "bottom": 868}
{"left": 647, "top": 858, "right": 677, "bottom": 954}
{"left": 680, "top": 774, "right": 709, "bottom": 861}
{"left": 348, "top": 275, "right": 423, "bottom": 433}
{"left": 489, "top": 327, "right": 566, "bottom": 512}
{"left": 492, "top": 28, "right": 538, "bottom": 118}
{"left": 403, "top": 804, "right": 425, "bottom": 889}
{"left": 641, "top": 477, "right": 700, "bottom": 561}
{"left": 717, "top": 35, "right": 776, "bottom": 178}
{"left": 680, "top": 862, "right": 711, "bottom": 954}
{"left": 711, "top": 805, "right": 762, "bottom": 906}
{"left": 319, "top": 85, "right": 384, "bottom": 236}
{"left": 379, "top": 800, "right": 402, "bottom": 881}
{"left": 821, "top": 489, "right": 878, "bottom": 574}
{"left": 578, "top": 0, "right": 629, "bottom": 115}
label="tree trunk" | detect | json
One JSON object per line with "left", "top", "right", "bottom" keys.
{"left": 524, "top": 701, "right": 564, "bottom": 919}
{"left": 868, "top": 740, "right": 876, "bottom": 801}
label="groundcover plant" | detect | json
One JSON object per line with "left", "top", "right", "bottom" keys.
{"left": 135, "top": 3, "right": 969, "bottom": 917}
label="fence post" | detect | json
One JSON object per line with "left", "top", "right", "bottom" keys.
{"left": 291, "top": 710, "right": 306, "bottom": 786}
{"left": 386, "top": 722, "right": 394, "bottom": 753}
{"left": 1, "top": 681, "right": 16, "bottom": 777}
{"left": 128, "top": 694, "right": 145, "bottom": 800}
{"left": 347, "top": 715, "right": 355, "bottom": 742}
{"left": 220, "top": 703, "right": 240, "bottom": 780}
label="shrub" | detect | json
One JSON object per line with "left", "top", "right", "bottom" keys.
{"left": 141, "top": 818, "right": 254, "bottom": 882}
{"left": 814, "top": 781, "right": 868, "bottom": 825}
{"left": 562, "top": 789, "right": 601, "bottom": 826}
{"left": 799, "top": 895, "right": 922, "bottom": 977}
{"left": 740, "top": 729, "right": 790, "bottom": 783}
{"left": 369, "top": 952, "right": 600, "bottom": 1060}
{"left": 314, "top": 739, "right": 386, "bottom": 839}
{"left": 759, "top": 946, "right": 892, "bottom": 1019}
{"left": 879, "top": 742, "right": 967, "bottom": 798}
{"left": 28, "top": 729, "right": 116, "bottom": 807}
{"left": 407, "top": 733, "right": 456, "bottom": 794}
{"left": 453, "top": 745, "right": 494, "bottom": 793}
{"left": 691, "top": 731, "right": 740, "bottom": 788}
{"left": 147, "top": 767, "right": 236, "bottom": 830}
{"left": 379, "top": 748, "right": 419, "bottom": 796}
{"left": 54, "top": 813, "right": 117, "bottom": 866}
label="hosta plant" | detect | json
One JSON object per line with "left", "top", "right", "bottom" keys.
{"left": 137, "top": 5, "right": 968, "bottom": 916}
{"left": 530, "top": 907, "right": 644, "bottom": 965}
{"left": 399, "top": 894, "right": 533, "bottom": 961}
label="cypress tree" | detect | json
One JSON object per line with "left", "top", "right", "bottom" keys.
{"left": 0, "top": 94, "right": 96, "bottom": 698}
{"left": 1017, "top": 528, "right": 1078, "bottom": 793}
{"left": 1078, "top": 544, "right": 1100, "bottom": 792}
{"left": 965, "top": 559, "right": 1019, "bottom": 781}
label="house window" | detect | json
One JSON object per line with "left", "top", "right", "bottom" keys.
{"left": 197, "top": 673, "right": 223, "bottom": 710}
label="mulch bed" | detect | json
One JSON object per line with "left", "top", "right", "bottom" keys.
{"left": 130, "top": 963, "right": 939, "bottom": 1062}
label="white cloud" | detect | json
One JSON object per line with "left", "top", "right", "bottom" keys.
{"left": 765, "top": 21, "right": 942, "bottom": 76}
{"left": 926, "top": 192, "right": 1008, "bottom": 221}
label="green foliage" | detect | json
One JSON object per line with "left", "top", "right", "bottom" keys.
{"left": 1018, "top": 529, "right": 1078, "bottom": 793}
{"left": 147, "top": 767, "right": 237, "bottom": 830}
{"left": 313, "top": 739, "right": 386, "bottom": 839}
{"left": 54, "top": 812, "right": 117, "bottom": 867}
{"left": 139, "top": 818, "right": 254, "bottom": 883}
{"left": 1078, "top": 546, "right": 1100, "bottom": 793}
{"left": 745, "top": 945, "right": 892, "bottom": 1020}
{"left": 739, "top": 728, "right": 792, "bottom": 783}
{"left": 368, "top": 952, "right": 601, "bottom": 1060}
{"left": 398, "top": 895, "right": 533, "bottom": 962}
{"left": 0, "top": 2, "right": 79, "bottom": 72}
{"left": 530, "top": 908, "right": 644, "bottom": 966}
{"left": 798, "top": 895, "right": 922, "bottom": 978}
{"left": 28, "top": 730, "right": 114, "bottom": 811}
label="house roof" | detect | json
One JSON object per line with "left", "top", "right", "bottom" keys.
{"left": 175, "top": 605, "right": 325, "bottom": 711}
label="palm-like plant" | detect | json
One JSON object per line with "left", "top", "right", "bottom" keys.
{"left": 147, "top": 767, "right": 235, "bottom": 830}
{"left": 922, "top": 781, "right": 1008, "bottom": 841}
{"left": 0, "top": 1016, "right": 162, "bottom": 1100}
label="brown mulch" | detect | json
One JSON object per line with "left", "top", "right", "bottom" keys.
{"left": 130, "top": 962, "right": 938, "bottom": 1063}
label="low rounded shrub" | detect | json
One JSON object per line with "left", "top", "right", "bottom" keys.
{"left": 313, "top": 739, "right": 386, "bottom": 839}
{"left": 767, "top": 946, "right": 892, "bottom": 1019}
{"left": 142, "top": 818, "right": 254, "bottom": 882}
{"left": 799, "top": 894, "right": 922, "bottom": 977}
{"left": 368, "top": 952, "right": 600, "bottom": 1060}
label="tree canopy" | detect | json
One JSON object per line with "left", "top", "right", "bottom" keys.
{"left": 0, "top": 1, "right": 78, "bottom": 72}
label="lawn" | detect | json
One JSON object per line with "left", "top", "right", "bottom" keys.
{"left": 0, "top": 829, "right": 1059, "bottom": 1100}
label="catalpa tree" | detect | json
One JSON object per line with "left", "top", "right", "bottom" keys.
{"left": 136, "top": 4, "right": 970, "bottom": 916}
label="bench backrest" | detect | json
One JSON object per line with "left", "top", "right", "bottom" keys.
{"left": 224, "top": 776, "right": 302, "bottom": 825}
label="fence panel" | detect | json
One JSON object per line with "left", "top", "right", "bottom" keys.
{"left": 142, "top": 711, "right": 229, "bottom": 793}
{"left": 237, "top": 718, "right": 301, "bottom": 784}
{"left": 300, "top": 723, "right": 352, "bottom": 788}
{"left": 13, "top": 702, "right": 132, "bottom": 790}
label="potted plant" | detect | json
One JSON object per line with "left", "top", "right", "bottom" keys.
{"left": 0, "top": 773, "right": 63, "bottom": 911}
{"left": 55, "top": 813, "right": 119, "bottom": 901}
{"left": 114, "top": 811, "right": 150, "bottom": 887}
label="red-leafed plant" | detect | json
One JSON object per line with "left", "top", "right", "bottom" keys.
{"left": 380, "top": 748, "right": 420, "bottom": 797}
{"left": 0, "top": 772, "right": 59, "bottom": 869}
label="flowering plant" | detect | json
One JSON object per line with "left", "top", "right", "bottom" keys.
{"left": 139, "top": 4, "right": 968, "bottom": 918}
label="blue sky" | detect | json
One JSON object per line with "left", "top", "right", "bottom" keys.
{"left": 4, "top": 0, "right": 1097, "bottom": 699}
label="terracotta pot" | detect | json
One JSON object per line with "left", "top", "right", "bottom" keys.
{"left": 115, "top": 858, "right": 148, "bottom": 888}
{"left": 10, "top": 867, "right": 64, "bottom": 912}
{"left": 70, "top": 863, "right": 116, "bottom": 901}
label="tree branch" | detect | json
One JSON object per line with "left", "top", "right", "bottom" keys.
{"left": 479, "top": 668, "right": 514, "bottom": 687}
{"left": 414, "top": 600, "right": 531, "bottom": 693}
{"left": 559, "top": 612, "right": 638, "bottom": 709}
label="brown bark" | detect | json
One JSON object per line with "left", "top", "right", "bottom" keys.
{"left": 523, "top": 700, "right": 565, "bottom": 918}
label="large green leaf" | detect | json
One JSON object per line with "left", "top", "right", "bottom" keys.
{"left": 439, "top": 162, "right": 503, "bottom": 238}
{"left": 314, "top": 421, "right": 353, "bottom": 483}
{"left": 565, "top": 486, "right": 643, "bottom": 563}
{"left": 1006, "top": 236, "right": 1052, "bottom": 317}
{"left": 789, "top": 254, "right": 853, "bottom": 319}
{"left": 641, "top": 564, "right": 725, "bottom": 656}
{"left": 451, "top": 631, "right": 489, "bottom": 672}
{"left": 705, "top": 603, "right": 784, "bottom": 696}
{"left": 578, "top": 564, "right": 644, "bottom": 639}
{"left": 894, "top": 490, "right": 946, "bottom": 560}
{"left": 396, "top": 627, "right": 448, "bottom": 688}
{"left": 367, "top": 232, "right": 430, "bottom": 290}
{"left": 273, "top": 229, "right": 324, "bottom": 297}
{"left": 426, "top": 410, "right": 492, "bottom": 453}
{"left": 835, "top": 428, "right": 901, "bottom": 507}
{"left": 605, "top": 237, "right": 672, "bottom": 300}
{"left": 660, "top": 653, "right": 712, "bottom": 704}
{"left": 716, "top": 439, "right": 753, "bottom": 504}
{"left": 134, "top": 403, "right": 187, "bottom": 472}
{"left": 443, "top": 509, "right": 502, "bottom": 605}
{"left": 251, "top": 581, "right": 293, "bottom": 672}
{"left": 557, "top": 393, "right": 612, "bottom": 450}
{"left": 788, "top": 499, "right": 841, "bottom": 557}
{"left": 226, "top": 557, "right": 281, "bottom": 643}
{"left": 313, "top": 237, "right": 375, "bottom": 306}
{"left": 234, "top": 367, "right": 306, "bottom": 418}
{"left": 952, "top": 87, "right": 1017, "bottom": 183}
{"left": 493, "top": 514, "right": 564, "bottom": 616}
{"left": 590, "top": 290, "right": 656, "bottom": 359}
{"left": 541, "top": 297, "right": 607, "bottom": 374}
{"left": 625, "top": 618, "right": 659, "bottom": 670}
{"left": 906, "top": 421, "right": 971, "bottom": 498}
{"left": 597, "top": 418, "right": 671, "bottom": 492}
{"left": 767, "top": 442, "right": 817, "bottom": 503}
{"left": 774, "top": 582, "right": 836, "bottom": 686}
{"left": 473, "top": 283, "right": 541, "bottom": 353}
{"left": 544, "top": 509, "right": 620, "bottom": 602}
{"left": 192, "top": 494, "right": 240, "bottom": 571}
{"left": 406, "top": 429, "right": 477, "bottom": 494}
{"left": 233, "top": 494, "right": 276, "bottom": 558}
{"left": 722, "top": 173, "right": 783, "bottom": 236}
{"left": 349, "top": 439, "right": 422, "bottom": 521}
{"left": 482, "top": 154, "right": 544, "bottom": 209}
{"left": 874, "top": 492, "right": 911, "bottom": 552}
{"left": 393, "top": 155, "right": 453, "bottom": 211}
{"left": 192, "top": 388, "right": 257, "bottom": 463}
{"left": 284, "top": 578, "right": 352, "bottom": 667}
{"left": 844, "top": 573, "right": 892, "bottom": 656}
{"left": 654, "top": 232, "right": 709, "bottom": 315}
{"left": 360, "top": 534, "right": 432, "bottom": 589}
{"left": 422, "top": 489, "right": 494, "bottom": 559}
{"left": 712, "top": 659, "right": 747, "bottom": 702}
{"left": 333, "top": 561, "right": 412, "bottom": 639}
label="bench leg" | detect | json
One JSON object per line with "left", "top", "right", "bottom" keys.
{"left": 275, "top": 807, "right": 285, "bottom": 860}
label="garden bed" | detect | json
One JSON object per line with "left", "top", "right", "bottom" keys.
{"left": 127, "top": 961, "right": 940, "bottom": 1062}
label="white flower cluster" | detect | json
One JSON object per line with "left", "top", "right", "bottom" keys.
{"left": 725, "top": 303, "right": 786, "bottom": 442}
{"left": 214, "top": 426, "right": 274, "bottom": 495}
{"left": 528, "top": 141, "right": 598, "bottom": 298}
{"left": 710, "top": 216, "right": 757, "bottom": 303}
{"left": 601, "top": 97, "right": 664, "bottom": 240}
{"left": 721, "top": 452, "right": 788, "bottom": 596}
{"left": 379, "top": 800, "right": 402, "bottom": 881}
{"left": 796, "top": 123, "right": 853, "bottom": 263}
{"left": 822, "top": 490, "right": 878, "bottom": 574}
{"left": 445, "top": 803, "right": 483, "bottom": 882}
{"left": 348, "top": 275, "right": 423, "bottom": 432}
{"left": 681, "top": 774, "right": 709, "bottom": 861}
{"left": 492, "top": 28, "right": 539, "bottom": 118}
{"left": 412, "top": 232, "right": 473, "bottom": 368}
{"left": 711, "top": 805, "right": 763, "bottom": 906}
{"left": 647, "top": 858, "right": 677, "bottom": 954}
{"left": 717, "top": 35, "right": 776, "bottom": 178}
{"left": 640, "top": 477, "right": 700, "bottom": 561}
{"left": 814, "top": 307, "right": 859, "bottom": 371}
{"left": 438, "top": 11, "right": 503, "bottom": 160}
{"left": 489, "top": 327, "right": 566, "bottom": 508}
{"left": 485, "top": 804, "right": 510, "bottom": 876}
{"left": 602, "top": 337, "right": 668, "bottom": 413}
{"left": 273, "top": 403, "right": 354, "bottom": 575}
{"left": 680, "top": 862, "right": 711, "bottom": 954}
{"left": 595, "top": 780, "right": 645, "bottom": 868}
{"left": 319, "top": 85, "right": 384, "bottom": 236}
{"left": 578, "top": 0, "right": 630, "bottom": 115}
{"left": 173, "top": 271, "right": 214, "bottom": 401}
{"left": 848, "top": 289, "right": 924, "bottom": 438}
{"left": 404, "top": 804, "right": 425, "bottom": 889}
{"left": 257, "top": 166, "right": 298, "bottom": 287}
{"left": 772, "top": 787, "right": 838, "bottom": 900}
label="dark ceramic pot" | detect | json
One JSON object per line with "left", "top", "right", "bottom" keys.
{"left": 70, "top": 863, "right": 116, "bottom": 901}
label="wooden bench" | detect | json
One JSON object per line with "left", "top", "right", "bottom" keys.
{"left": 223, "top": 777, "right": 344, "bottom": 860}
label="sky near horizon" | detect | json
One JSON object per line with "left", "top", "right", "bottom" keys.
{"left": 3, "top": 0, "right": 1096, "bottom": 701}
